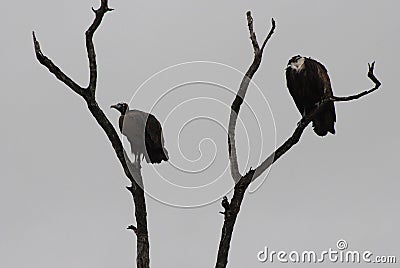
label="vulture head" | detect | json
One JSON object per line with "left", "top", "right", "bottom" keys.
{"left": 286, "top": 55, "right": 305, "bottom": 72}
{"left": 110, "top": 102, "right": 129, "bottom": 115}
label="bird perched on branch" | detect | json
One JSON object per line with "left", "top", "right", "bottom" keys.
{"left": 285, "top": 55, "right": 336, "bottom": 136}
{"left": 111, "top": 102, "right": 169, "bottom": 164}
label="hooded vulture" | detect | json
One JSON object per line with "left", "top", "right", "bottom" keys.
{"left": 285, "top": 55, "right": 336, "bottom": 136}
{"left": 111, "top": 102, "right": 169, "bottom": 164}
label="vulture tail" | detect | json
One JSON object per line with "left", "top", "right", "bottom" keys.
{"left": 312, "top": 101, "right": 336, "bottom": 137}
{"left": 147, "top": 147, "right": 169, "bottom": 164}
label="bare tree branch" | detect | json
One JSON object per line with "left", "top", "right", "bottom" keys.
{"left": 217, "top": 11, "right": 381, "bottom": 268}
{"left": 32, "top": 31, "right": 86, "bottom": 97}
{"left": 218, "top": 11, "right": 276, "bottom": 268}
{"left": 86, "top": 0, "right": 114, "bottom": 94}
{"left": 331, "top": 62, "right": 381, "bottom": 102}
{"left": 261, "top": 18, "right": 276, "bottom": 52}
{"left": 228, "top": 11, "right": 276, "bottom": 183}
{"left": 32, "top": 1, "right": 149, "bottom": 267}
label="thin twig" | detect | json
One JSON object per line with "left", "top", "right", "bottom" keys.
{"left": 261, "top": 18, "right": 276, "bottom": 52}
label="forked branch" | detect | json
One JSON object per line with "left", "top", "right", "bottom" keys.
{"left": 217, "top": 11, "right": 381, "bottom": 268}
{"left": 218, "top": 11, "right": 276, "bottom": 268}
{"left": 32, "top": 1, "right": 150, "bottom": 267}
{"left": 228, "top": 11, "right": 275, "bottom": 183}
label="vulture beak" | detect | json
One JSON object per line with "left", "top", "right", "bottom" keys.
{"left": 110, "top": 104, "right": 118, "bottom": 109}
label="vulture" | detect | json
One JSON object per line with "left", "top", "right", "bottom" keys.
{"left": 111, "top": 102, "right": 169, "bottom": 164}
{"left": 285, "top": 55, "right": 336, "bottom": 136}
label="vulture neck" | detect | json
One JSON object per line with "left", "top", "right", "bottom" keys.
{"left": 120, "top": 106, "right": 129, "bottom": 115}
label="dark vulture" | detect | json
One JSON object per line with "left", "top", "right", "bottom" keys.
{"left": 111, "top": 102, "right": 169, "bottom": 164}
{"left": 285, "top": 55, "right": 336, "bottom": 136}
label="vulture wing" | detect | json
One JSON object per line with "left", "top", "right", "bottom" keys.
{"left": 305, "top": 58, "right": 336, "bottom": 136}
{"left": 144, "top": 113, "right": 165, "bottom": 149}
{"left": 144, "top": 113, "right": 169, "bottom": 163}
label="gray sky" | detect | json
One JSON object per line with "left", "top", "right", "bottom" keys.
{"left": 1, "top": 0, "right": 399, "bottom": 267}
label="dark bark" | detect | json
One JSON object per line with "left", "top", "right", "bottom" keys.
{"left": 32, "top": 1, "right": 149, "bottom": 267}
{"left": 217, "top": 11, "right": 381, "bottom": 268}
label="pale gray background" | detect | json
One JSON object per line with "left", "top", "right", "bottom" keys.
{"left": 1, "top": 0, "right": 399, "bottom": 267}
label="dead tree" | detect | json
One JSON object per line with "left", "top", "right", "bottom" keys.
{"left": 32, "top": 1, "right": 150, "bottom": 267}
{"left": 216, "top": 11, "right": 381, "bottom": 268}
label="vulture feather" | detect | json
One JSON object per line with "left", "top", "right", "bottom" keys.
{"left": 111, "top": 102, "right": 169, "bottom": 164}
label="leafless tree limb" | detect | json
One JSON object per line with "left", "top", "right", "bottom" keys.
{"left": 331, "top": 62, "right": 381, "bottom": 102}
{"left": 32, "top": 1, "right": 149, "bottom": 267}
{"left": 219, "top": 11, "right": 275, "bottom": 268}
{"left": 32, "top": 32, "right": 85, "bottom": 97}
{"left": 217, "top": 11, "right": 381, "bottom": 268}
{"left": 228, "top": 11, "right": 275, "bottom": 183}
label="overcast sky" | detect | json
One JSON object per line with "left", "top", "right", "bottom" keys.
{"left": 1, "top": 0, "right": 399, "bottom": 267}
